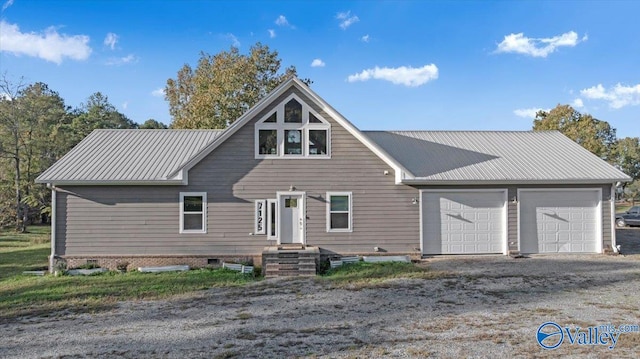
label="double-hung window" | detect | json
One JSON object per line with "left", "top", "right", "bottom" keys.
{"left": 327, "top": 192, "right": 352, "bottom": 232}
{"left": 180, "top": 192, "right": 207, "bottom": 233}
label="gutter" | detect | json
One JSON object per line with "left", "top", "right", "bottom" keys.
{"left": 611, "top": 183, "right": 618, "bottom": 254}
{"left": 401, "top": 178, "right": 632, "bottom": 186}
{"left": 48, "top": 184, "right": 57, "bottom": 273}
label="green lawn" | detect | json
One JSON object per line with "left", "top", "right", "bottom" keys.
{"left": 0, "top": 226, "right": 258, "bottom": 321}
{"left": 0, "top": 226, "right": 441, "bottom": 321}
{"left": 617, "top": 203, "right": 635, "bottom": 213}
{"left": 319, "top": 261, "right": 451, "bottom": 289}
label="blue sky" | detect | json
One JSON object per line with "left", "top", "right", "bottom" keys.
{"left": 1, "top": 0, "right": 638, "bottom": 138}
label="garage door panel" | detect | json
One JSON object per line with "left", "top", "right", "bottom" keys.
{"left": 422, "top": 191, "right": 506, "bottom": 254}
{"left": 519, "top": 190, "right": 600, "bottom": 254}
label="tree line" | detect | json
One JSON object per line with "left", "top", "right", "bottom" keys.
{"left": 1, "top": 42, "right": 638, "bottom": 231}
{"left": 533, "top": 104, "right": 640, "bottom": 200}
{"left": 0, "top": 77, "right": 169, "bottom": 231}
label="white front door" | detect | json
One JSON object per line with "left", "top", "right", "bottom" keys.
{"left": 278, "top": 193, "right": 305, "bottom": 244}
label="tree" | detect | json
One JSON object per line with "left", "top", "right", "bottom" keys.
{"left": 165, "top": 43, "right": 307, "bottom": 129}
{"left": 139, "top": 119, "right": 167, "bottom": 129}
{"left": 533, "top": 105, "right": 617, "bottom": 162}
{"left": 613, "top": 137, "right": 640, "bottom": 194}
{"left": 0, "top": 77, "right": 69, "bottom": 230}
{"left": 0, "top": 75, "right": 26, "bottom": 230}
{"left": 626, "top": 180, "right": 640, "bottom": 205}
{"left": 69, "top": 92, "right": 137, "bottom": 142}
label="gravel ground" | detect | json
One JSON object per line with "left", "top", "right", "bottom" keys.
{"left": 2, "top": 229, "right": 639, "bottom": 359}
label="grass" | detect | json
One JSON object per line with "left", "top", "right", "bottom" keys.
{"left": 0, "top": 225, "right": 259, "bottom": 321}
{"left": 0, "top": 225, "right": 51, "bottom": 279}
{"left": 319, "top": 261, "right": 451, "bottom": 288}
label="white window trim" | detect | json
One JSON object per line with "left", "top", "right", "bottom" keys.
{"left": 267, "top": 198, "right": 278, "bottom": 240}
{"left": 326, "top": 191, "right": 353, "bottom": 233}
{"left": 179, "top": 192, "right": 207, "bottom": 234}
{"left": 255, "top": 93, "right": 331, "bottom": 159}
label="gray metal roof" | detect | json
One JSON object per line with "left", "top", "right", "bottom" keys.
{"left": 364, "top": 131, "right": 630, "bottom": 183}
{"left": 36, "top": 129, "right": 224, "bottom": 183}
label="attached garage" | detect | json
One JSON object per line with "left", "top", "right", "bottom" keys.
{"left": 518, "top": 189, "right": 601, "bottom": 254}
{"left": 421, "top": 190, "right": 507, "bottom": 255}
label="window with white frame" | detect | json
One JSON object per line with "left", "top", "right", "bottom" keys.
{"left": 180, "top": 192, "right": 207, "bottom": 233}
{"left": 267, "top": 199, "right": 278, "bottom": 239}
{"left": 255, "top": 94, "right": 330, "bottom": 158}
{"left": 327, "top": 192, "right": 352, "bottom": 232}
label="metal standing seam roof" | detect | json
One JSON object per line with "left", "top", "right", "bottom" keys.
{"left": 36, "top": 129, "right": 224, "bottom": 183}
{"left": 363, "top": 130, "right": 630, "bottom": 182}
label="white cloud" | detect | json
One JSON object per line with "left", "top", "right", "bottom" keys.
{"left": 580, "top": 83, "right": 640, "bottom": 109}
{"left": 336, "top": 11, "right": 359, "bottom": 30}
{"left": 105, "top": 54, "right": 138, "bottom": 66}
{"left": 571, "top": 98, "right": 584, "bottom": 108}
{"left": 361, "top": 34, "right": 370, "bottom": 43}
{"left": 275, "top": 15, "right": 289, "bottom": 27}
{"left": 0, "top": 20, "right": 91, "bottom": 64}
{"left": 104, "top": 32, "right": 118, "bottom": 50}
{"left": 513, "top": 107, "right": 548, "bottom": 118}
{"left": 151, "top": 87, "right": 165, "bottom": 97}
{"left": 225, "top": 33, "right": 240, "bottom": 47}
{"left": 268, "top": 29, "right": 276, "bottom": 38}
{"left": 495, "top": 31, "right": 587, "bottom": 58}
{"left": 311, "top": 59, "right": 325, "bottom": 67}
{"left": 2, "top": 0, "right": 14, "bottom": 11}
{"left": 122, "top": 101, "right": 128, "bottom": 110}
{"left": 347, "top": 64, "right": 438, "bottom": 87}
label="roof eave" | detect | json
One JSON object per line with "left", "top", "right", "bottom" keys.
{"left": 401, "top": 178, "right": 631, "bottom": 186}
{"left": 36, "top": 179, "right": 187, "bottom": 186}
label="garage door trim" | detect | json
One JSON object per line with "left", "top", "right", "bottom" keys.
{"left": 420, "top": 189, "right": 508, "bottom": 255}
{"left": 517, "top": 188, "right": 602, "bottom": 254}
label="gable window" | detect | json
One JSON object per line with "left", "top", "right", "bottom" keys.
{"left": 309, "top": 129, "right": 327, "bottom": 155}
{"left": 180, "top": 192, "right": 207, "bottom": 233}
{"left": 259, "top": 129, "right": 278, "bottom": 155}
{"left": 285, "top": 129, "right": 303, "bottom": 155}
{"left": 255, "top": 94, "right": 330, "bottom": 158}
{"left": 327, "top": 192, "right": 352, "bottom": 232}
{"left": 284, "top": 99, "right": 302, "bottom": 123}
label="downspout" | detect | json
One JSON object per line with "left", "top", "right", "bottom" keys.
{"left": 611, "top": 183, "right": 618, "bottom": 254}
{"left": 48, "top": 184, "right": 57, "bottom": 272}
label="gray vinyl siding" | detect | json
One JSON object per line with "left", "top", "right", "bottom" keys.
{"left": 56, "top": 87, "right": 419, "bottom": 256}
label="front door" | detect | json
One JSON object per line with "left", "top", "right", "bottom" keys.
{"left": 278, "top": 192, "right": 305, "bottom": 244}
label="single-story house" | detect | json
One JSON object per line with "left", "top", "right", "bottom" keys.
{"left": 36, "top": 77, "right": 630, "bottom": 272}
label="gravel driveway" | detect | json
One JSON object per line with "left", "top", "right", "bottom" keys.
{"left": 2, "top": 230, "right": 639, "bottom": 358}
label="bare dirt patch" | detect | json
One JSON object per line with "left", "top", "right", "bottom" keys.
{"left": 2, "top": 235, "right": 640, "bottom": 358}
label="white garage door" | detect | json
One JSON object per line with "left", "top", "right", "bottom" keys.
{"left": 519, "top": 189, "right": 600, "bottom": 254}
{"left": 422, "top": 190, "right": 506, "bottom": 254}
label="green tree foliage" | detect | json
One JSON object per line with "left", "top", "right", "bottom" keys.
{"left": 627, "top": 180, "right": 640, "bottom": 204}
{"left": 165, "top": 43, "right": 306, "bottom": 129}
{"left": 0, "top": 78, "right": 69, "bottom": 230}
{"left": 533, "top": 105, "right": 617, "bottom": 162}
{"left": 614, "top": 137, "right": 640, "bottom": 181}
{"left": 0, "top": 76, "right": 139, "bottom": 230}
{"left": 139, "top": 119, "right": 168, "bottom": 129}
{"left": 69, "top": 92, "right": 137, "bottom": 142}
